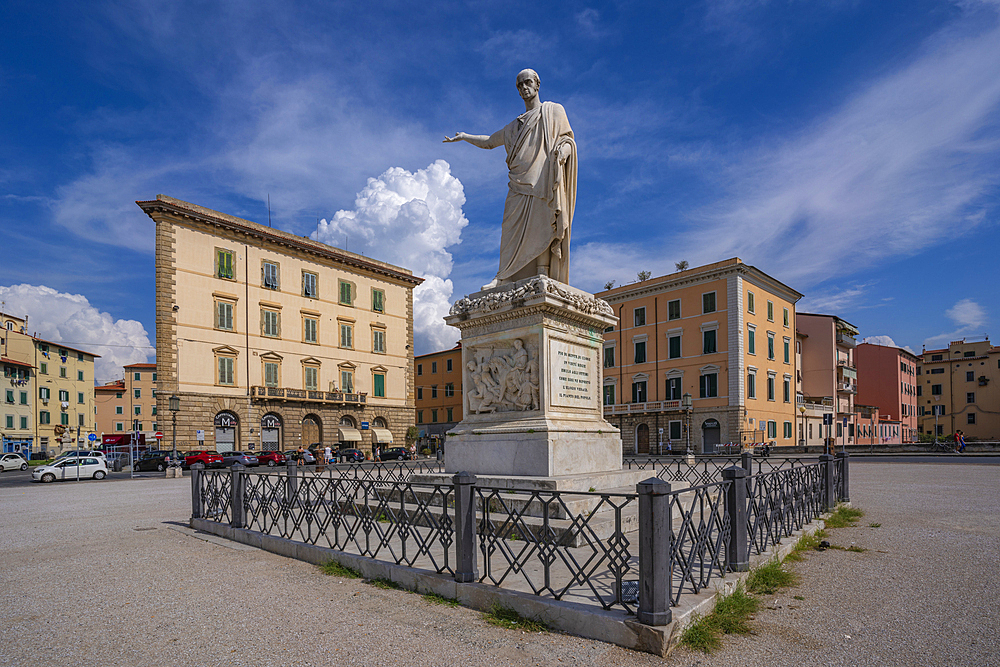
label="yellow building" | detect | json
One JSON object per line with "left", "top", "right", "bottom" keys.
{"left": 918, "top": 338, "right": 999, "bottom": 441}
{"left": 33, "top": 338, "right": 98, "bottom": 455}
{"left": 137, "top": 195, "right": 422, "bottom": 455}
{"left": 2, "top": 312, "right": 35, "bottom": 456}
{"left": 597, "top": 258, "right": 802, "bottom": 453}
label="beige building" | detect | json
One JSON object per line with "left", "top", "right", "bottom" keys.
{"left": 138, "top": 195, "right": 422, "bottom": 455}
{"left": 95, "top": 379, "right": 128, "bottom": 436}
{"left": 2, "top": 313, "right": 35, "bottom": 456}
{"left": 796, "top": 314, "right": 859, "bottom": 450}
{"left": 918, "top": 338, "right": 999, "bottom": 440}
{"left": 597, "top": 258, "right": 802, "bottom": 453}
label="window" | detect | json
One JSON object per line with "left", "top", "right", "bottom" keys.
{"left": 703, "top": 329, "right": 717, "bottom": 354}
{"left": 373, "top": 373, "right": 385, "bottom": 398}
{"left": 747, "top": 327, "right": 755, "bottom": 355}
{"left": 116, "top": 406, "right": 123, "bottom": 415}
{"left": 783, "top": 378, "right": 790, "bottom": 402}
{"left": 447, "top": 359, "right": 453, "bottom": 372}
{"left": 151, "top": 406, "right": 157, "bottom": 415}
{"left": 432, "top": 361, "right": 438, "bottom": 374}
{"left": 930, "top": 368, "right": 944, "bottom": 374}
{"left": 431, "top": 385, "right": 438, "bottom": 399}
{"left": 340, "top": 370, "right": 354, "bottom": 393}
{"left": 668, "top": 299, "right": 680, "bottom": 320}
{"left": 4, "top": 415, "right": 11, "bottom": 428}
{"left": 603, "top": 385, "right": 615, "bottom": 405}
{"left": 134, "top": 389, "right": 141, "bottom": 399}
{"left": 304, "top": 366, "right": 318, "bottom": 391}
{"left": 699, "top": 373, "right": 718, "bottom": 398}
{"left": 264, "top": 362, "right": 280, "bottom": 387}
{"left": 4, "top": 390, "right": 11, "bottom": 403}
{"left": 968, "top": 413, "right": 976, "bottom": 424}
{"left": 261, "top": 309, "right": 280, "bottom": 338}
{"left": 216, "top": 249, "right": 234, "bottom": 279}
{"left": 634, "top": 341, "right": 646, "bottom": 364}
{"left": 668, "top": 334, "right": 681, "bottom": 359}
{"left": 417, "top": 411, "right": 423, "bottom": 424}
{"left": 373, "top": 329, "right": 386, "bottom": 354}
{"left": 60, "top": 367, "right": 67, "bottom": 378}
{"left": 77, "top": 392, "right": 84, "bottom": 404}
{"left": 703, "top": 292, "right": 716, "bottom": 314}
{"left": 40, "top": 387, "right": 50, "bottom": 401}
{"left": 217, "top": 356, "right": 235, "bottom": 386}
{"left": 215, "top": 300, "right": 234, "bottom": 331}
{"left": 115, "top": 422, "right": 124, "bottom": 431}
{"left": 634, "top": 307, "right": 646, "bottom": 327}
{"left": 444, "top": 383, "right": 454, "bottom": 397}
{"left": 783, "top": 421, "right": 792, "bottom": 438}
{"left": 931, "top": 354, "right": 943, "bottom": 361}
{"left": 783, "top": 308, "right": 789, "bottom": 327}
{"left": 261, "top": 261, "right": 279, "bottom": 289}
{"left": 747, "top": 372, "right": 756, "bottom": 399}
{"left": 78, "top": 414, "right": 85, "bottom": 426}
{"left": 59, "top": 390, "right": 69, "bottom": 402}
{"left": 632, "top": 380, "right": 647, "bottom": 403}
{"left": 134, "top": 405, "right": 141, "bottom": 415}
{"left": 767, "top": 376, "right": 775, "bottom": 401}
{"left": 20, "top": 391, "right": 27, "bottom": 405}
{"left": 372, "top": 288, "right": 385, "bottom": 313}
{"left": 431, "top": 409, "right": 438, "bottom": 423}
{"left": 339, "top": 280, "right": 354, "bottom": 306}
{"left": 602, "top": 345, "right": 615, "bottom": 368}
{"left": 747, "top": 291, "right": 754, "bottom": 313}
{"left": 767, "top": 301, "right": 774, "bottom": 321}
{"left": 416, "top": 387, "right": 423, "bottom": 400}
{"left": 669, "top": 421, "right": 682, "bottom": 441}
{"left": 77, "top": 370, "right": 84, "bottom": 381}
{"left": 967, "top": 392, "right": 975, "bottom": 404}
{"left": 417, "top": 364, "right": 423, "bottom": 376}
{"left": 931, "top": 384, "right": 942, "bottom": 395}
{"left": 767, "top": 333, "right": 775, "bottom": 360}
{"left": 967, "top": 371, "right": 975, "bottom": 381}
{"left": 134, "top": 372, "right": 141, "bottom": 381}
{"left": 767, "top": 420, "right": 777, "bottom": 438}
{"left": 303, "top": 316, "right": 318, "bottom": 344}
{"left": 340, "top": 323, "right": 353, "bottom": 349}
{"left": 39, "top": 411, "right": 50, "bottom": 424}
{"left": 77, "top": 352, "right": 84, "bottom": 361}
{"left": 20, "top": 416, "right": 27, "bottom": 430}
{"left": 666, "top": 377, "right": 682, "bottom": 400}
{"left": 116, "top": 392, "right": 122, "bottom": 398}
{"left": 965, "top": 351, "right": 975, "bottom": 357}
{"left": 302, "top": 271, "right": 318, "bottom": 298}
{"left": 61, "top": 412, "right": 69, "bottom": 426}
{"left": 783, "top": 338, "right": 790, "bottom": 364}
{"left": 446, "top": 408, "right": 453, "bottom": 422}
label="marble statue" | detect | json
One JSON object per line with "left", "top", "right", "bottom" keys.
{"left": 465, "top": 339, "right": 540, "bottom": 413}
{"left": 444, "top": 69, "right": 577, "bottom": 285}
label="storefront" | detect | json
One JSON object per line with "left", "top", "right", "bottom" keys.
{"left": 261, "top": 413, "right": 282, "bottom": 451}
{"left": 214, "top": 411, "right": 239, "bottom": 452}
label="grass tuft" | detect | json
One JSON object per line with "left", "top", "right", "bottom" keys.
{"left": 319, "top": 560, "right": 362, "bottom": 579}
{"left": 680, "top": 612, "right": 721, "bottom": 653}
{"left": 680, "top": 584, "right": 759, "bottom": 653}
{"left": 746, "top": 559, "right": 797, "bottom": 595}
{"left": 369, "top": 577, "right": 402, "bottom": 590}
{"left": 868, "top": 522, "right": 881, "bottom": 528}
{"left": 846, "top": 545, "right": 866, "bottom": 553}
{"left": 793, "top": 595, "right": 804, "bottom": 601}
{"left": 825, "top": 505, "right": 864, "bottom": 528}
{"left": 422, "top": 592, "right": 459, "bottom": 607}
{"left": 482, "top": 604, "right": 548, "bottom": 632}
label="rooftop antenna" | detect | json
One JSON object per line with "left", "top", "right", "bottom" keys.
{"left": 267, "top": 194, "right": 272, "bottom": 228}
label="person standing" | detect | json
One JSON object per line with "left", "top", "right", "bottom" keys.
{"left": 324, "top": 445, "right": 332, "bottom": 464}
{"left": 295, "top": 445, "right": 305, "bottom": 466}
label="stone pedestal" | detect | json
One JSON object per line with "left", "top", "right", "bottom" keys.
{"left": 443, "top": 276, "right": 621, "bottom": 478}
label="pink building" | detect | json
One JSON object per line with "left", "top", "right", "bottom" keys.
{"left": 854, "top": 404, "right": 903, "bottom": 446}
{"left": 796, "top": 313, "right": 859, "bottom": 450}
{"left": 855, "top": 342, "right": 919, "bottom": 443}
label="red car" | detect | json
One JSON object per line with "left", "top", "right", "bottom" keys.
{"left": 254, "top": 450, "right": 287, "bottom": 467}
{"left": 183, "top": 450, "right": 225, "bottom": 469}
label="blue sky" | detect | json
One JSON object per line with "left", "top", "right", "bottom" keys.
{"left": 2, "top": 0, "right": 998, "bottom": 380}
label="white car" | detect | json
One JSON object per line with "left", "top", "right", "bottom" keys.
{"left": 0, "top": 453, "right": 28, "bottom": 472}
{"left": 52, "top": 450, "right": 106, "bottom": 463}
{"left": 32, "top": 457, "right": 108, "bottom": 483}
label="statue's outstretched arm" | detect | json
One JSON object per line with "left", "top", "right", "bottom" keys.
{"left": 443, "top": 128, "right": 504, "bottom": 149}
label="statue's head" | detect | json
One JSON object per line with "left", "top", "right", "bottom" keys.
{"left": 516, "top": 69, "right": 540, "bottom": 100}
{"left": 516, "top": 69, "right": 540, "bottom": 87}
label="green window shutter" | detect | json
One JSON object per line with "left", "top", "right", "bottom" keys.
{"left": 374, "top": 373, "right": 385, "bottom": 397}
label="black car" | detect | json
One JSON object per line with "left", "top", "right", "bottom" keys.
{"left": 134, "top": 450, "right": 182, "bottom": 472}
{"left": 339, "top": 448, "right": 365, "bottom": 463}
{"left": 377, "top": 447, "right": 411, "bottom": 461}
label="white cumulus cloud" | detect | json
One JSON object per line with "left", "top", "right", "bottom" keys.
{"left": 311, "top": 160, "right": 469, "bottom": 354}
{"left": 924, "top": 298, "right": 989, "bottom": 346}
{"left": 0, "top": 284, "right": 153, "bottom": 384}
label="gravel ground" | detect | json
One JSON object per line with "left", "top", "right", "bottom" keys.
{"left": 1, "top": 462, "right": 996, "bottom": 666}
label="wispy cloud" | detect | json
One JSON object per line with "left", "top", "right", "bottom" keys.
{"left": 924, "top": 298, "right": 989, "bottom": 345}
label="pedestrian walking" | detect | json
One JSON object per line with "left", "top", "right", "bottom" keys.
{"left": 958, "top": 430, "right": 966, "bottom": 453}
{"left": 295, "top": 445, "right": 305, "bottom": 466}
{"left": 954, "top": 431, "right": 961, "bottom": 453}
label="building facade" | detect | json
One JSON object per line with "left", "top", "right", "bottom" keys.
{"left": 1, "top": 313, "right": 35, "bottom": 455}
{"left": 95, "top": 380, "right": 127, "bottom": 436}
{"left": 918, "top": 338, "right": 999, "bottom": 440}
{"left": 32, "top": 337, "right": 98, "bottom": 456}
{"left": 796, "top": 313, "right": 859, "bottom": 450}
{"left": 414, "top": 343, "right": 462, "bottom": 450}
{"left": 855, "top": 342, "right": 919, "bottom": 442}
{"left": 597, "top": 258, "right": 802, "bottom": 454}
{"left": 138, "top": 195, "right": 422, "bottom": 456}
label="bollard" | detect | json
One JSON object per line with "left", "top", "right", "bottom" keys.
{"left": 637, "top": 477, "right": 672, "bottom": 625}
{"left": 741, "top": 450, "right": 753, "bottom": 475}
{"left": 230, "top": 463, "right": 246, "bottom": 529}
{"left": 722, "top": 467, "right": 749, "bottom": 571}
{"left": 452, "top": 472, "right": 478, "bottom": 583}
{"left": 820, "top": 454, "right": 835, "bottom": 510}
{"left": 835, "top": 451, "right": 850, "bottom": 503}
{"left": 286, "top": 461, "right": 298, "bottom": 506}
{"left": 190, "top": 463, "right": 204, "bottom": 519}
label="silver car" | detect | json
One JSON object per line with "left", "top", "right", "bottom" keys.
{"left": 219, "top": 451, "right": 260, "bottom": 467}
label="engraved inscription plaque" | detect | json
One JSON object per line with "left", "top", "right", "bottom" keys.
{"left": 549, "top": 338, "right": 597, "bottom": 409}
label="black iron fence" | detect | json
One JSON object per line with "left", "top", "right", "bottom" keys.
{"left": 191, "top": 452, "right": 849, "bottom": 627}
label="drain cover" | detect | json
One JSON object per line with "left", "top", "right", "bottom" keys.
{"left": 621, "top": 580, "right": 639, "bottom": 603}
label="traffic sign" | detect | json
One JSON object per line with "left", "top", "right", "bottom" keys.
{"left": 88, "top": 433, "right": 97, "bottom": 442}
{"left": 154, "top": 431, "right": 164, "bottom": 440}
{"left": 823, "top": 413, "right": 833, "bottom": 425}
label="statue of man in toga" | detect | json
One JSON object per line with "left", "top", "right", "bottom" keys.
{"left": 444, "top": 69, "right": 577, "bottom": 285}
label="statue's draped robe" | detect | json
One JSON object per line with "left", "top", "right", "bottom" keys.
{"left": 487, "top": 101, "right": 576, "bottom": 284}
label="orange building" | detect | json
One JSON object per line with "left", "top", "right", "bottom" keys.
{"left": 95, "top": 362, "right": 159, "bottom": 438}
{"left": 414, "top": 343, "right": 462, "bottom": 449}
{"left": 597, "top": 259, "right": 802, "bottom": 454}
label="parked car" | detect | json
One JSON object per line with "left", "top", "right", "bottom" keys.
{"left": 219, "top": 451, "right": 260, "bottom": 467}
{"left": 134, "top": 450, "right": 184, "bottom": 472}
{"left": 32, "top": 457, "right": 108, "bottom": 482}
{"left": 338, "top": 448, "right": 365, "bottom": 463}
{"left": 103, "top": 452, "right": 133, "bottom": 467}
{"left": 283, "top": 449, "right": 316, "bottom": 464}
{"left": 0, "top": 453, "right": 28, "bottom": 472}
{"left": 254, "top": 450, "right": 286, "bottom": 467}
{"left": 377, "top": 447, "right": 411, "bottom": 461}
{"left": 183, "top": 450, "right": 225, "bottom": 469}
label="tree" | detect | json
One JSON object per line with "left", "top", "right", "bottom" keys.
{"left": 637, "top": 270, "right": 651, "bottom": 281}
{"left": 675, "top": 260, "right": 689, "bottom": 272}
{"left": 603, "top": 280, "right": 615, "bottom": 290}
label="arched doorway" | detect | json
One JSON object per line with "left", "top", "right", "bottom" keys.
{"left": 636, "top": 423, "right": 650, "bottom": 455}
{"left": 261, "top": 413, "right": 282, "bottom": 451}
{"left": 702, "top": 418, "right": 721, "bottom": 454}
{"left": 338, "top": 415, "right": 362, "bottom": 451}
{"left": 302, "top": 414, "right": 322, "bottom": 447}
{"left": 214, "top": 411, "right": 239, "bottom": 453}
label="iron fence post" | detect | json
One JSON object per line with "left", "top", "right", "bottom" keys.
{"left": 637, "top": 477, "right": 672, "bottom": 625}
{"left": 835, "top": 451, "right": 850, "bottom": 502}
{"left": 820, "top": 454, "right": 835, "bottom": 510}
{"left": 286, "top": 461, "right": 298, "bottom": 505}
{"left": 453, "top": 471, "right": 478, "bottom": 583}
{"left": 190, "top": 463, "right": 204, "bottom": 519}
{"left": 722, "top": 466, "right": 749, "bottom": 571}
{"left": 230, "top": 464, "right": 245, "bottom": 529}
{"left": 741, "top": 450, "right": 752, "bottom": 475}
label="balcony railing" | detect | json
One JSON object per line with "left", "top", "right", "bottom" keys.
{"left": 603, "top": 399, "right": 682, "bottom": 415}
{"left": 837, "top": 382, "right": 857, "bottom": 395}
{"left": 836, "top": 332, "right": 857, "bottom": 349}
{"left": 251, "top": 386, "right": 367, "bottom": 405}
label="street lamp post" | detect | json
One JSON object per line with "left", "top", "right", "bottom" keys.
{"left": 798, "top": 406, "right": 806, "bottom": 447}
{"left": 933, "top": 396, "right": 940, "bottom": 444}
{"left": 169, "top": 394, "right": 181, "bottom": 464}
{"left": 681, "top": 392, "right": 693, "bottom": 458}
